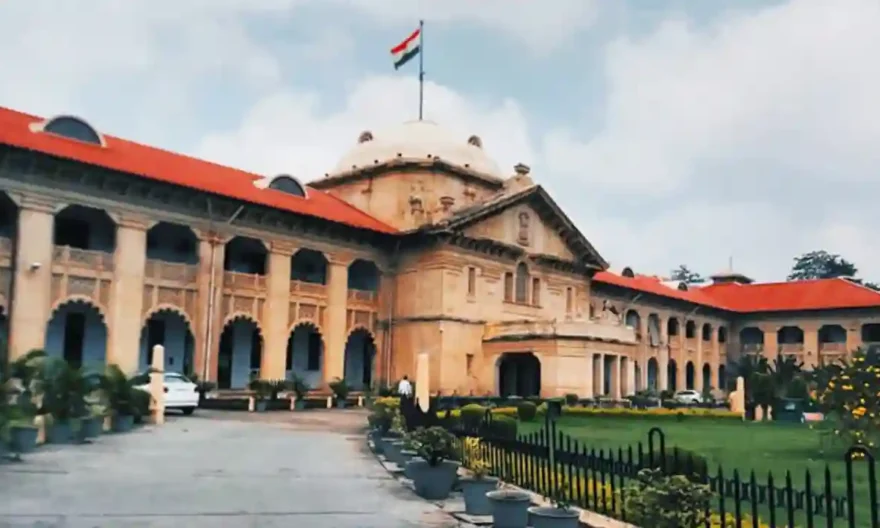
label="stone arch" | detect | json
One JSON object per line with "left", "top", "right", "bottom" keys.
{"left": 348, "top": 259, "right": 380, "bottom": 292}
{"left": 287, "top": 321, "right": 324, "bottom": 389}
{"left": 514, "top": 261, "right": 529, "bottom": 303}
{"left": 53, "top": 204, "right": 117, "bottom": 252}
{"left": 40, "top": 115, "right": 105, "bottom": 146}
{"left": 624, "top": 309, "right": 641, "bottom": 331}
{"left": 685, "top": 320, "right": 696, "bottom": 339}
{"left": 647, "top": 313, "right": 662, "bottom": 346}
{"left": 45, "top": 297, "right": 108, "bottom": 369}
{"left": 143, "top": 304, "right": 193, "bottom": 329}
{"left": 667, "top": 359, "right": 678, "bottom": 390}
{"left": 146, "top": 222, "right": 199, "bottom": 264}
{"left": 718, "top": 364, "right": 727, "bottom": 391}
{"left": 702, "top": 323, "right": 712, "bottom": 341}
{"left": 667, "top": 317, "right": 680, "bottom": 337}
{"left": 291, "top": 248, "right": 328, "bottom": 284}
{"left": 496, "top": 352, "right": 541, "bottom": 397}
{"left": 647, "top": 358, "right": 659, "bottom": 390}
{"left": 267, "top": 174, "right": 307, "bottom": 198}
{"left": 343, "top": 327, "right": 376, "bottom": 390}
{"left": 140, "top": 307, "right": 195, "bottom": 373}
{"left": 702, "top": 363, "right": 712, "bottom": 392}
{"left": 217, "top": 314, "right": 263, "bottom": 389}
{"left": 718, "top": 326, "right": 728, "bottom": 343}
{"left": 685, "top": 361, "right": 695, "bottom": 390}
{"left": 50, "top": 295, "right": 108, "bottom": 319}
{"left": 224, "top": 236, "right": 268, "bottom": 275}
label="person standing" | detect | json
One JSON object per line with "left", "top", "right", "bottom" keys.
{"left": 397, "top": 375, "right": 413, "bottom": 397}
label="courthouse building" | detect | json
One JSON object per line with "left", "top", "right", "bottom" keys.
{"left": 1, "top": 108, "right": 879, "bottom": 397}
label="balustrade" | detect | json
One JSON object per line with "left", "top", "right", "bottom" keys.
{"left": 144, "top": 259, "right": 198, "bottom": 285}
{"left": 223, "top": 270, "right": 266, "bottom": 290}
{"left": 347, "top": 288, "right": 377, "bottom": 304}
{"left": 290, "top": 280, "right": 327, "bottom": 297}
{"left": 52, "top": 245, "right": 114, "bottom": 274}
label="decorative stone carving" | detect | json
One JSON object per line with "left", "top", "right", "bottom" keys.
{"left": 232, "top": 296, "right": 252, "bottom": 314}
{"left": 409, "top": 195, "right": 424, "bottom": 215}
{"left": 599, "top": 300, "right": 622, "bottom": 325}
{"left": 439, "top": 196, "right": 455, "bottom": 212}
{"left": 299, "top": 303, "right": 317, "bottom": 320}
{"left": 516, "top": 212, "right": 531, "bottom": 246}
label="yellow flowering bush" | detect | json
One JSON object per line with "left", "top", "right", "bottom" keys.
{"left": 561, "top": 405, "right": 742, "bottom": 421}
{"left": 815, "top": 347, "right": 880, "bottom": 454}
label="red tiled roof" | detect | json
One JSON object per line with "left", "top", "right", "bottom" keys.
{"left": 0, "top": 107, "right": 396, "bottom": 234}
{"left": 593, "top": 272, "right": 880, "bottom": 313}
{"left": 593, "top": 271, "right": 728, "bottom": 309}
{"left": 697, "top": 278, "right": 880, "bottom": 312}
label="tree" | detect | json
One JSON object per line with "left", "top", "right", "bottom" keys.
{"left": 670, "top": 265, "right": 704, "bottom": 284}
{"left": 788, "top": 250, "right": 857, "bottom": 281}
{"left": 816, "top": 347, "right": 880, "bottom": 454}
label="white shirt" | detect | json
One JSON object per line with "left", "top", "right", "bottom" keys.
{"left": 397, "top": 379, "right": 413, "bottom": 396}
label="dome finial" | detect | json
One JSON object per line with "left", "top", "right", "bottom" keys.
{"left": 358, "top": 130, "right": 374, "bottom": 144}
{"left": 467, "top": 135, "right": 483, "bottom": 148}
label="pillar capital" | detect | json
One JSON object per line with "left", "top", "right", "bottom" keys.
{"left": 113, "top": 212, "right": 154, "bottom": 231}
{"left": 15, "top": 192, "right": 57, "bottom": 213}
{"left": 268, "top": 240, "right": 298, "bottom": 256}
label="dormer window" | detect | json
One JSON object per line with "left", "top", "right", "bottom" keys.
{"left": 39, "top": 116, "right": 104, "bottom": 146}
{"left": 267, "top": 175, "right": 307, "bottom": 198}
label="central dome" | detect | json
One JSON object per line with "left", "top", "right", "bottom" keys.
{"left": 330, "top": 120, "right": 503, "bottom": 179}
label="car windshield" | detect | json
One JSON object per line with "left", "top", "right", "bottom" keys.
{"left": 165, "top": 373, "right": 191, "bottom": 384}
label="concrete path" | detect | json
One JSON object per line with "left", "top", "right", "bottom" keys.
{"left": 0, "top": 410, "right": 461, "bottom": 528}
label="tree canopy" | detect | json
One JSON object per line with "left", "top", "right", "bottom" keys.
{"left": 669, "top": 265, "right": 704, "bottom": 284}
{"left": 787, "top": 250, "right": 879, "bottom": 290}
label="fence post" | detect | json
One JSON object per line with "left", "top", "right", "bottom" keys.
{"left": 646, "top": 427, "right": 665, "bottom": 471}
{"left": 844, "top": 445, "right": 878, "bottom": 528}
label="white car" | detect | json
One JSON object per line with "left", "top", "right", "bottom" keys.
{"left": 133, "top": 372, "right": 200, "bottom": 415}
{"left": 673, "top": 390, "right": 703, "bottom": 405}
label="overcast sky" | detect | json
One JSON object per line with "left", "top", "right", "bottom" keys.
{"left": 2, "top": 0, "right": 877, "bottom": 283}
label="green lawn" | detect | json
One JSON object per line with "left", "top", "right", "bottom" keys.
{"left": 517, "top": 417, "right": 876, "bottom": 527}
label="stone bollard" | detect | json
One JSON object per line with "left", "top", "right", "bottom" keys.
{"left": 357, "top": 395, "right": 364, "bottom": 407}
{"left": 326, "top": 396, "right": 333, "bottom": 409}
{"left": 150, "top": 345, "right": 166, "bottom": 425}
{"left": 416, "top": 351, "right": 430, "bottom": 412}
{"left": 248, "top": 396, "right": 255, "bottom": 412}
{"left": 290, "top": 397, "right": 297, "bottom": 411}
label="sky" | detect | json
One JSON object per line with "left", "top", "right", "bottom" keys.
{"left": 1, "top": 0, "right": 878, "bottom": 283}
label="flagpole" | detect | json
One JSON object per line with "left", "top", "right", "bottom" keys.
{"left": 418, "top": 19, "right": 425, "bottom": 121}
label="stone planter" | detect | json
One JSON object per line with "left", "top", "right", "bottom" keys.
{"left": 335, "top": 399, "right": 347, "bottom": 409}
{"left": 80, "top": 417, "right": 104, "bottom": 439}
{"left": 254, "top": 400, "right": 268, "bottom": 412}
{"left": 112, "top": 414, "right": 135, "bottom": 433}
{"left": 46, "top": 421, "right": 74, "bottom": 444}
{"left": 461, "top": 476, "right": 499, "bottom": 515}
{"left": 528, "top": 506, "right": 580, "bottom": 528}
{"left": 294, "top": 399, "right": 306, "bottom": 410}
{"left": 409, "top": 459, "right": 460, "bottom": 500}
{"left": 487, "top": 489, "right": 531, "bottom": 528}
{"left": 399, "top": 449, "right": 417, "bottom": 477}
{"left": 385, "top": 440, "right": 405, "bottom": 466}
{"left": 9, "top": 425, "right": 38, "bottom": 453}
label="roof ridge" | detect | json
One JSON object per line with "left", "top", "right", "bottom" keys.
{"left": 837, "top": 276, "right": 880, "bottom": 296}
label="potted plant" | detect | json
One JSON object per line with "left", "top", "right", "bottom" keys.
{"left": 38, "top": 358, "right": 100, "bottom": 444}
{"left": 460, "top": 438, "right": 498, "bottom": 515}
{"left": 328, "top": 377, "right": 350, "bottom": 408}
{"left": 101, "top": 364, "right": 138, "bottom": 432}
{"left": 79, "top": 402, "right": 106, "bottom": 439}
{"left": 288, "top": 374, "right": 309, "bottom": 410}
{"left": 406, "top": 426, "right": 461, "bottom": 500}
{"left": 528, "top": 492, "right": 579, "bottom": 528}
{"left": 248, "top": 379, "right": 271, "bottom": 412}
{"left": 487, "top": 488, "right": 532, "bottom": 528}
{"left": 3, "top": 349, "right": 45, "bottom": 453}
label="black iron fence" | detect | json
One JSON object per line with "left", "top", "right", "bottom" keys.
{"left": 397, "top": 395, "right": 879, "bottom": 528}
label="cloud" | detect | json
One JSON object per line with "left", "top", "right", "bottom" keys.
{"left": 195, "top": 76, "right": 534, "bottom": 180}
{"left": 541, "top": 0, "right": 880, "bottom": 281}
{"left": 333, "top": 0, "right": 599, "bottom": 53}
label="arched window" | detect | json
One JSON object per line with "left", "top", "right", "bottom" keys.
{"left": 621, "top": 266, "right": 635, "bottom": 278}
{"left": 42, "top": 116, "right": 103, "bottom": 145}
{"left": 515, "top": 262, "right": 529, "bottom": 304}
{"left": 268, "top": 175, "right": 307, "bottom": 197}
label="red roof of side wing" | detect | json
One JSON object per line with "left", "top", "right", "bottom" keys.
{"left": 0, "top": 107, "right": 396, "bottom": 234}
{"left": 593, "top": 272, "right": 880, "bottom": 313}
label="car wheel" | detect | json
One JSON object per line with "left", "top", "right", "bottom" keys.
{"left": 181, "top": 407, "right": 196, "bottom": 416}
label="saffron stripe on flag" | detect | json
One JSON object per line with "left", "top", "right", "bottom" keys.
{"left": 390, "top": 28, "right": 421, "bottom": 54}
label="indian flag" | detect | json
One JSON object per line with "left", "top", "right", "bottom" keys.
{"left": 391, "top": 27, "right": 421, "bottom": 70}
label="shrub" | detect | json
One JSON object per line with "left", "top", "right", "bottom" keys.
{"left": 460, "top": 403, "right": 488, "bottom": 430}
{"left": 647, "top": 447, "right": 709, "bottom": 481}
{"left": 564, "top": 393, "right": 579, "bottom": 406}
{"left": 622, "top": 468, "right": 713, "bottom": 528}
{"left": 328, "top": 377, "right": 350, "bottom": 400}
{"left": 408, "top": 426, "right": 457, "bottom": 466}
{"left": 488, "top": 414, "right": 518, "bottom": 439}
{"left": 516, "top": 400, "right": 537, "bottom": 422}
{"left": 562, "top": 405, "right": 741, "bottom": 421}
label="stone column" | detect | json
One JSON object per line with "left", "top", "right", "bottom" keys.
{"left": 696, "top": 331, "right": 704, "bottom": 392}
{"left": 107, "top": 216, "right": 149, "bottom": 374}
{"left": 626, "top": 357, "right": 636, "bottom": 397}
{"left": 584, "top": 351, "right": 594, "bottom": 398}
{"left": 194, "top": 234, "right": 217, "bottom": 381}
{"left": 845, "top": 323, "right": 861, "bottom": 356}
{"left": 802, "top": 324, "right": 819, "bottom": 369}
{"left": 262, "top": 244, "right": 294, "bottom": 380}
{"left": 8, "top": 195, "right": 55, "bottom": 360}
{"left": 150, "top": 344, "right": 165, "bottom": 425}
{"left": 762, "top": 325, "right": 779, "bottom": 360}
{"left": 197, "top": 236, "right": 226, "bottom": 383}
{"left": 659, "top": 317, "right": 669, "bottom": 390}
{"left": 611, "top": 355, "right": 622, "bottom": 399}
{"left": 323, "top": 258, "right": 349, "bottom": 385}
{"left": 596, "top": 353, "right": 606, "bottom": 396}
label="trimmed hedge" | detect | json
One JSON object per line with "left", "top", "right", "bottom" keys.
{"left": 516, "top": 401, "right": 538, "bottom": 422}
{"left": 563, "top": 405, "right": 742, "bottom": 421}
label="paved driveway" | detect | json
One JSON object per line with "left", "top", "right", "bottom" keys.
{"left": 0, "top": 410, "right": 459, "bottom": 528}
